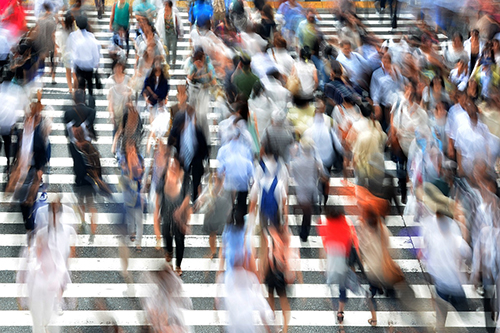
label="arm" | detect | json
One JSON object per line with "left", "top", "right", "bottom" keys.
{"left": 154, "top": 191, "right": 162, "bottom": 243}
{"left": 109, "top": 3, "right": 116, "bottom": 31}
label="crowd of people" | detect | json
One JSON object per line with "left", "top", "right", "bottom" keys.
{"left": 2, "top": 0, "right": 500, "bottom": 331}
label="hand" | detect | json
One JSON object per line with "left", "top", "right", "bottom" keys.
{"left": 155, "top": 237, "right": 162, "bottom": 250}
{"left": 374, "top": 105, "right": 382, "bottom": 121}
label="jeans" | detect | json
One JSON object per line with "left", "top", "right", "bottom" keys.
{"left": 126, "top": 205, "right": 143, "bottom": 246}
{"left": 164, "top": 33, "right": 178, "bottom": 65}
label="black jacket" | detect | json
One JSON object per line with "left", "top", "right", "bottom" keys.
{"left": 168, "top": 111, "right": 209, "bottom": 167}
{"left": 63, "top": 95, "right": 97, "bottom": 139}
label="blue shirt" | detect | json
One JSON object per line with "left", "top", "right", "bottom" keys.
{"left": 217, "top": 139, "right": 254, "bottom": 192}
{"left": 277, "top": 1, "right": 304, "bottom": 32}
{"left": 189, "top": 0, "right": 213, "bottom": 26}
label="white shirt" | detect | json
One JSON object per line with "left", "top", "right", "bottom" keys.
{"left": 267, "top": 48, "right": 294, "bottom": 78}
{"left": 421, "top": 215, "right": 471, "bottom": 295}
{"left": 68, "top": 29, "right": 101, "bottom": 70}
{"left": 455, "top": 119, "right": 493, "bottom": 176}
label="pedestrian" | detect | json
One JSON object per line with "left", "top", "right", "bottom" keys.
{"left": 68, "top": 16, "right": 101, "bottom": 96}
{"left": 154, "top": 152, "right": 192, "bottom": 276}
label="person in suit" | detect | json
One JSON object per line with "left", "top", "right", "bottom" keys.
{"left": 168, "top": 103, "right": 209, "bottom": 202}
{"left": 63, "top": 89, "right": 97, "bottom": 140}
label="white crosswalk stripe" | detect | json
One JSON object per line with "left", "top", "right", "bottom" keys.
{"left": 0, "top": 4, "right": 484, "bottom": 333}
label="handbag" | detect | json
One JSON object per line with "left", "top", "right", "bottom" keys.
{"left": 286, "top": 70, "right": 301, "bottom": 96}
{"left": 379, "top": 220, "right": 405, "bottom": 285}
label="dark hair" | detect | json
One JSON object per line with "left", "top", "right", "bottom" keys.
{"left": 325, "top": 206, "right": 345, "bottom": 219}
{"left": 452, "top": 32, "right": 463, "bottom": 43}
{"left": 166, "top": 0, "right": 173, "bottom": 8}
{"left": 430, "top": 76, "right": 445, "bottom": 89}
{"left": 300, "top": 46, "right": 311, "bottom": 61}
{"left": 193, "top": 47, "right": 205, "bottom": 61}
{"left": 235, "top": 101, "right": 249, "bottom": 121}
{"left": 63, "top": 13, "right": 75, "bottom": 32}
{"left": 43, "top": 3, "right": 52, "bottom": 12}
{"left": 330, "top": 59, "right": 343, "bottom": 78}
{"left": 261, "top": 3, "right": 274, "bottom": 21}
{"left": 146, "top": 64, "right": 167, "bottom": 87}
{"left": 339, "top": 40, "right": 351, "bottom": 48}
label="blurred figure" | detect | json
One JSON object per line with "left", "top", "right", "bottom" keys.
{"left": 217, "top": 267, "right": 274, "bottom": 333}
{"left": 419, "top": 183, "right": 471, "bottom": 332}
{"left": 64, "top": 90, "right": 97, "bottom": 232}
{"left": 27, "top": 198, "right": 77, "bottom": 333}
{"left": 186, "top": 47, "right": 216, "bottom": 141}
{"left": 109, "top": 0, "right": 132, "bottom": 57}
{"left": 119, "top": 143, "right": 145, "bottom": 252}
{"left": 154, "top": 152, "right": 192, "bottom": 276}
{"left": 33, "top": 3, "right": 57, "bottom": 85}
{"left": 68, "top": 16, "right": 101, "bottom": 96}
{"left": 319, "top": 205, "right": 376, "bottom": 325}
{"left": 260, "top": 110, "right": 294, "bottom": 163}
{"left": 355, "top": 186, "right": 404, "bottom": 304}
{"left": 143, "top": 60, "right": 169, "bottom": 121}
{"left": 106, "top": 61, "right": 132, "bottom": 137}
{"left": 56, "top": 13, "right": 75, "bottom": 94}
{"left": 290, "top": 137, "right": 325, "bottom": 242}
{"left": 195, "top": 173, "right": 232, "bottom": 259}
{"left": 142, "top": 266, "right": 193, "bottom": 332}
{"left": 276, "top": 0, "right": 304, "bottom": 50}
{"left": 262, "top": 227, "right": 292, "bottom": 333}
{"left": 155, "top": 0, "right": 183, "bottom": 66}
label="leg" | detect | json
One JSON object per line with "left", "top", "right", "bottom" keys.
{"left": 135, "top": 207, "right": 144, "bottom": 249}
{"left": 174, "top": 228, "right": 185, "bottom": 269}
{"left": 209, "top": 232, "right": 216, "bottom": 257}
{"left": 75, "top": 67, "right": 86, "bottom": 92}
{"left": 191, "top": 162, "right": 204, "bottom": 202}
{"left": 125, "top": 29, "right": 130, "bottom": 58}
{"left": 170, "top": 34, "right": 178, "bottom": 66}
{"left": 234, "top": 191, "right": 248, "bottom": 225}
{"left": 299, "top": 201, "right": 312, "bottom": 242}
{"left": 267, "top": 285, "right": 276, "bottom": 311}
{"left": 65, "top": 68, "right": 73, "bottom": 93}
{"left": 277, "top": 289, "right": 290, "bottom": 333}
{"left": 338, "top": 288, "right": 346, "bottom": 323}
{"left": 2, "top": 134, "right": 11, "bottom": 172}
{"left": 163, "top": 222, "right": 174, "bottom": 260}
{"left": 85, "top": 69, "right": 94, "bottom": 96}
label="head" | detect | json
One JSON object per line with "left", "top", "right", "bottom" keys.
{"left": 306, "top": 8, "right": 316, "bottom": 23}
{"left": 113, "top": 61, "right": 126, "bottom": 74}
{"left": 300, "top": 46, "right": 312, "bottom": 62}
{"left": 193, "top": 47, "right": 205, "bottom": 68}
{"left": 430, "top": 75, "right": 445, "bottom": 93}
{"left": 165, "top": 0, "right": 173, "bottom": 8}
{"left": 274, "top": 35, "right": 287, "bottom": 50}
{"left": 381, "top": 52, "right": 392, "bottom": 71}
{"left": 330, "top": 59, "right": 343, "bottom": 79}
{"left": 63, "top": 13, "right": 74, "bottom": 32}
{"left": 362, "top": 207, "right": 379, "bottom": 228}
{"left": 314, "top": 94, "right": 326, "bottom": 114}
{"left": 452, "top": 32, "right": 463, "bottom": 49}
{"left": 471, "top": 29, "right": 479, "bottom": 40}
{"left": 340, "top": 40, "right": 352, "bottom": 57}
{"left": 465, "top": 99, "right": 478, "bottom": 124}
{"left": 261, "top": 3, "right": 274, "bottom": 20}
{"left": 43, "top": 2, "right": 52, "bottom": 12}
{"left": 76, "top": 15, "right": 88, "bottom": 31}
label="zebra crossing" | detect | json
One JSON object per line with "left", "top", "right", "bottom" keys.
{"left": 0, "top": 3, "right": 494, "bottom": 332}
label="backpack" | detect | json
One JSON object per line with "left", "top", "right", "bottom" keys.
{"left": 260, "top": 160, "right": 280, "bottom": 227}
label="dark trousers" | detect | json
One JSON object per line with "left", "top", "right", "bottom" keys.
{"left": 75, "top": 66, "right": 94, "bottom": 96}
{"left": 299, "top": 202, "right": 313, "bottom": 241}
{"left": 233, "top": 191, "right": 248, "bottom": 225}
{"left": 0, "top": 134, "right": 12, "bottom": 171}
{"left": 436, "top": 288, "right": 468, "bottom": 311}
{"left": 163, "top": 220, "right": 185, "bottom": 268}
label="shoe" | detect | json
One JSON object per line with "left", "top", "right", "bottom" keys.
{"left": 476, "top": 285, "right": 485, "bottom": 296}
{"left": 175, "top": 266, "right": 182, "bottom": 276}
{"left": 51, "top": 80, "right": 56, "bottom": 85}
{"left": 136, "top": 246, "right": 142, "bottom": 254}
{"left": 337, "top": 311, "right": 344, "bottom": 324}
{"left": 368, "top": 318, "right": 377, "bottom": 326}
{"left": 130, "top": 234, "right": 136, "bottom": 242}
{"left": 165, "top": 252, "right": 173, "bottom": 263}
